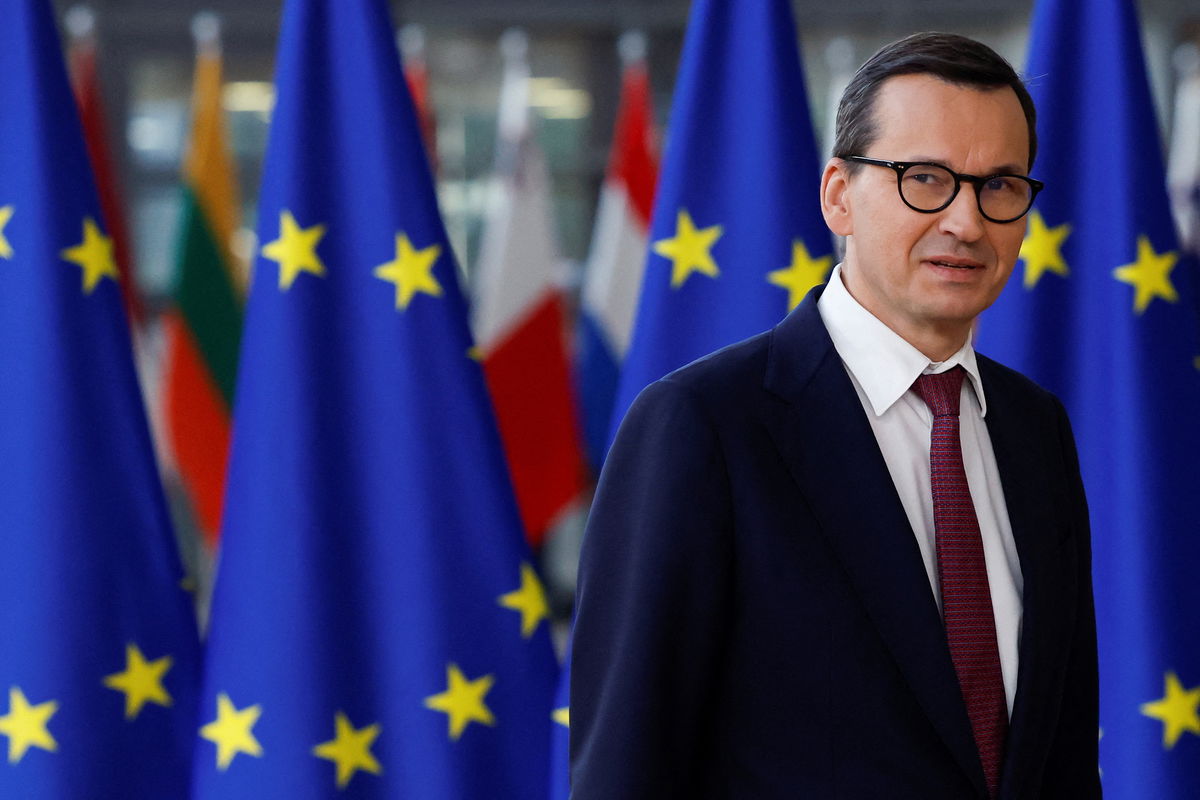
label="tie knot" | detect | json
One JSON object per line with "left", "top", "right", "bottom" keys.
{"left": 912, "top": 366, "right": 965, "bottom": 418}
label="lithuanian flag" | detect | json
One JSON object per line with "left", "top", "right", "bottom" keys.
{"left": 162, "top": 18, "right": 243, "bottom": 548}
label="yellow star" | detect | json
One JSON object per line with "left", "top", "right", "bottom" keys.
{"left": 653, "top": 209, "right": 722, "bottom": 288}
{"left": 497, "top": 562, "right": 550, "bottom": 639}
{"left": 0, "top": 205, "right": 13, "bottom": 259}
{"left": 552, "top": 707, "right": 570, "bottom": 728}
{"left": 60, "top": 217, "right": 118, "bottom": 294}
{"left": 1113, "top": 235, "right": 1179, "bottom": 314}
{"left": 0, "top": 687, "right": 58, "bottom": 764}
{"left": 312, "top": 711, "right": 382, "bottom": 789}
{"left": 424, "top": 663, "right": 495, "bottom": 741}
{"left": 767, "top": 240, "right": 832, "bottom": 310}
{"left": 200, "top": 693, "right": 264, "bottom": 770}
{"left": 373, "top": 232, "right": 443, "bottom": 310}
{"left": 260, "top": 210, "right": 327, "bottom": 290}
{"left": 1019, "top": 209, "right": 1071, "bottom": 289}
{"left": 1140, "top": 671, "right": 1200, "bottom": 749}
{"left": 102, "top": 643, "right": 173, "bottom": 719}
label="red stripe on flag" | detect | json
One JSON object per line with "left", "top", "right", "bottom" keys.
{"left": 162, "top": 311, "right": 231, "bottom": 547}
{"left": 482, "top": 291, "right": 586, "bottom": 546}
{"left": 404, "top": 61, "right": 437, "bottom": 173}
{"left": 610, "top": 64, "right": 657, "bottom": 229}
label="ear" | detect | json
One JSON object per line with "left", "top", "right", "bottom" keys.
{"left": 821, "top": 158, "right": 854, "bottom": 237}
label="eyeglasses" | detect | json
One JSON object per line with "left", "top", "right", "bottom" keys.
{"left": 842, "top": 156, "right": 1043, "bottom": 224}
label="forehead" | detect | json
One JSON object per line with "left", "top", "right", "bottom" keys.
{"left": 869, "top": 73, "right": 1029, "bottom": 170}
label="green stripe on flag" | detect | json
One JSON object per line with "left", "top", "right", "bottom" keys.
{"left": 174, "top": 186, "right": 242, "bottom": 408}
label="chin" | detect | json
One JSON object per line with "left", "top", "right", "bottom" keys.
{"left": 918, "top": 301, "right": 988, "bottom": 329}
{"left": 930, "top": 285, "right": 1004, "bottom": 317}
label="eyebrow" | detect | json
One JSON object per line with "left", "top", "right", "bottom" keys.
{"left": 908, "top": 156, "right": 1028, "bottom": 176}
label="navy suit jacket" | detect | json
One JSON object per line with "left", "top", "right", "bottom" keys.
{"left": 571, "top": 287, "right": 1099, "bottom": 798}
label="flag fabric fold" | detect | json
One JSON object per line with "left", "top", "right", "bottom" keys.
{"left": 1167, "top": 44, "right": 1200, "bottom": 381}
{"left": 608, "top": 0, "right": 833, "bottom": 446}
{"left": 472, "top": 29, "right": 586, "bottom": 546}
{"left": 399, "top": 24, "right": 438, "bottom": 172}
{"left": 549, "top": 639, "right": 572, "bottom": 800}
{"left": 0, "top": 1, "right": 200, "bottom": 795}
{"left": 66, "top": 7, "right": 143, "bottom": 329}
{"left": 980, "top": 0, "right": 1200, "bottom": 794}
{"left": 195, "top": 0, "right": 556, "bottom": 797}
{"left": 576, "top": 32, "right": 659, "bottom": 472}
{"left": 162, "top": 14, "right": 245, "bottom": 551}
{"left": 1168, "top": 45, "right": 1200, "bottom": 258}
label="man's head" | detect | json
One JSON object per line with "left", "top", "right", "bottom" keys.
{"left": 833, "top": 32, "right": 1037, "bottom": 173}
{"left": 821, "top": 33, "right": 1037, "bottom": 359}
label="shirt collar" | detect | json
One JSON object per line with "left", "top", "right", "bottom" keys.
{"left": 816, "top": 264, "right": 988, "bottom": 418}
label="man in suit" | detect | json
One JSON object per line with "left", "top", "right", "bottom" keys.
{"left": 571, "top": 32, "right": 1099, "bottom": 799}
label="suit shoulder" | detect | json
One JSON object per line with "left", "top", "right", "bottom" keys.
{"left": 660, "top": 330, "right": 773, "bottom": 398}
{"left": 975, "top": 351, "right": 1065, "bottom": 412}
{"left": 613, "top": 331, "right": 774, "bottom": 447}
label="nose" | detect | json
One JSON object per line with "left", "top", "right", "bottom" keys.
{"left": 937, "top": 183, "right": 986, "bottom": 242}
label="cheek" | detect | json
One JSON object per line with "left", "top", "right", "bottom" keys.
{"left": 991, "top": 226, "right": 1026, "bottom": 267}
{"left": 861, "top": 209, "right": 926, "bottom": 259}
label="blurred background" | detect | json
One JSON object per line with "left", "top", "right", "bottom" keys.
{"left": 3, "top": 0, "right": 1197, "bottom": 795}
{"left": 54, "top": 0, "right": 1200, "bottom": 290}
{"left": 44, "top": 0, "right": 1200, "bottom": 619}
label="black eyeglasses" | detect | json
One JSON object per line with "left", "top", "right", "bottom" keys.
{"left": 842, "top": 156, "right": 1043, "bottom": 224}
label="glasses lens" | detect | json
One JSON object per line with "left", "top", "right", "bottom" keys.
{"left": 898, "top": 163, "right": 956, "bottom": 211}
{"left": 979, "top": 176, "right": 1035, "bottom": 222}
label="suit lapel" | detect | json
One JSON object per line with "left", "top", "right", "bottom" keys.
{"left": 981, "top": 361, "right": 1075, "bottom": 798}
{"left": 762, "top": 289, "right": 986, "bottom": 795}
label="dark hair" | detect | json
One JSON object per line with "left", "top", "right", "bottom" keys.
{"left": 832, "top": 32, "right": 1037, "bottom": 171}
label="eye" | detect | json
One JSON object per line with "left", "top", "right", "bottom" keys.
{"left": 903, "top": 166, "right": 952, "bottom": 188}
{"left": 984, "top": 176, "right": 1025, "bottom": 195}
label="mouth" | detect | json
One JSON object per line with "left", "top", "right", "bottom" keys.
{"left": 925, "top": 256, "right": 985, "bottom": 270}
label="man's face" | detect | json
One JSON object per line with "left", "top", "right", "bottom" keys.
{"left": 825, "top": 74, "right": 1030, "bottom": 349}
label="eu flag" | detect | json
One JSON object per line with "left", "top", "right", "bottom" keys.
{"left": 193, "top": 0, "right": 557, "bottom": 797}
{"left": 607, "top": 0, "right": 833, "bottom": 443}
{"left": 980, "top": 0, "right": 1200, "bottom": 794}
{"left": 549, "top": 642, "right": 571, "bottom": 800}
{"left": 0, "top": 1, "right": 200, "bottom": 795}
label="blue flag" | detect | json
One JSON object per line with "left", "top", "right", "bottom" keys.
{"left": 0, "top": 1, "right": 200, "bottom": 795}
{"left": 980, "top": 0, "right": 1200, "bottom": 794}
{"left": 549, "top": 641, "right": 571, "bottom": 800}
{"left": 608, "top": 0, "right": 833, "bottom": 443}
{"left": 193, "top": 1, "right": 557, "bottom": 797}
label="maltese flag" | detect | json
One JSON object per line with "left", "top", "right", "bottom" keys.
{"left": 473, "top": 29, "right": 586, "bottom": 548}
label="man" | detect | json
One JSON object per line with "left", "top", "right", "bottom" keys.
{"left": 571, "top": 32, "right": 1099, "bottom": 799}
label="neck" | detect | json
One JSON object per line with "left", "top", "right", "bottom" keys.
{"left": 894, "top": 325, "right": 971, "bottom": 363}
{"left": 837, "top": 266, "right": 973, "bottom": 362}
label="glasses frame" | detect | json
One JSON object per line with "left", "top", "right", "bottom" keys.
{"left": 842, "top": 155, "right": 1044, "bottom": 224}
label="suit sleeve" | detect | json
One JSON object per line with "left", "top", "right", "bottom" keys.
{"left": 570, "top": 378, "right": 734, "bottom": 799}
{"left": 1040, "top": 397, "right": 1102, "bottom": 796}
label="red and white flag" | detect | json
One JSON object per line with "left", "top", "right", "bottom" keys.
{"left": 472, "top": 29, "right": 586, "bottom": 548}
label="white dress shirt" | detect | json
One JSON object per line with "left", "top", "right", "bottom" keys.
{"left": 817, "top": 264, "right": 1023, "bottom": 715}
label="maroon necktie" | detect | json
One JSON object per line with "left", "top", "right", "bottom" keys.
{"left": 912, "top": 367, "right": 1008, "bottom": 798}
